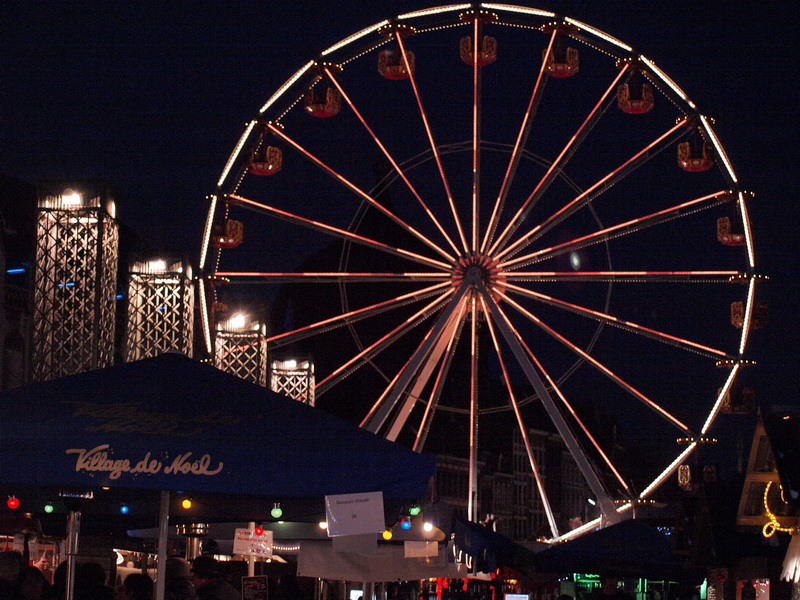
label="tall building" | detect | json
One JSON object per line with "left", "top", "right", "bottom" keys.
{"left": 32, "top": 181, "right": 118, "bottom": 381}
{"left": 270, "top": 355, "right": 315, "bottom": 405}
{"left": 214, "top": 313, "right": 268, "bottom": 386}
{"left": 125, "top": 255, "right": 194, "bottom": 361}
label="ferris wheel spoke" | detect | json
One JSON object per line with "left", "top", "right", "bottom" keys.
{"left": 497, "top": 118, "right": 690, "bottom": 261}
{"left": 413, "top": 316, "right": 466, "bottom": 453}
{"left": 265, "top": 123, "right": 455, "bottom": 263}
{"left": 498, "top": 290, "right": 693, "bottom": 434}
{"left": 386, "top": 303, "right": 466, "bottom": 442}
{"left": 228, "top": 194, "right": 450, "bottom": 271}
{"left": 481, "top": 296, "right": 560, "bottom": 538}
{"left": 315, "top": 289, "right": 455, "bottom": 397}
{"left": 395, "top": 31, "right": 470, "bottom": 254}
{"left": 502, "top": 189, "right": 734, "bottom": 270}
{"left": 267, "top": 282, "right": 450, "bottom": 349}
{"left": 481, "top": 30, "right": 554, "bottom": 255}
{"left": 361, "top": 282, "right": 472, "bottom": 433}
{"left": 479, "top": 284, "right": 622, "bottom": 523}
{"left": 471, "top": 17, "right": 482, "bottom": 252}
{"left": 503, "top": 281, "right": 732, "bottom": 360}
{"left": 323, "top": 67, "right": 462, "bottom": 257}
{"left": 213, "top": 271, "right": 450, "bottom": 283}
{"left": 488, "top": 61, "right": 631, "bottom": 256}
{"left": 507, "top": 270, "right": 744, "bottom": 283}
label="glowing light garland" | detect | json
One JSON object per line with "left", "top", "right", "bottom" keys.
{"left": 321, "top": 21, "right": 389, "bottom": 56}
{"left": 739, "top": 191, "right": 756, "bottom": 268}
{"left": 762, "top": 481, "right": 800, "bottom": 582}
{"left": 564, "top": 17, "right": 633, "bottom": 51}
{"left": 259, "top": 61, "right": 314, "bottom": 114}
{"left": 398, "top": 5, "right": 471, "bottom": 20}
{"left": 217, "top": 121, "right": 257, "bottom": 188}
{"left": 701, "top": 115, "right": 738, "bottom": 183}
{"left": 481, "top": 4, "right": 555, "bottom": 17}
{"left": 640, "top": 56, "right": 696, "bottom": 109}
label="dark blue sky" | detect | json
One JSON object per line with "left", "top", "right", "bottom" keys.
{"left": 2, "top": 1, "right": 797, "bottom": 467}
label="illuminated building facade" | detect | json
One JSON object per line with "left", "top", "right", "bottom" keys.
{"left": 32, "top": 181, "right": 118, "bottom": 381}
{"left": 125, "top": 255, "right": 194, "bottom": 361}
{"left": 270, "top": 355, "right": 315, "bottom": 405}
{"left": 214, "top": 314, "right": 268, "bottom": 386}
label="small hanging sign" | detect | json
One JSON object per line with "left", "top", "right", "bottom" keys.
{"left": 233, "top": 528, "right": 273, "bottom": 558}
{"left": 324, "top": 491, "right": 385, "bottom": 537}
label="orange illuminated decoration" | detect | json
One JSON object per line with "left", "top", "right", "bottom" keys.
{"left": 542, "top": 29, "right": 578, "bottom": 78}
{"left": 304, "top": 85, "right": 341, "bottom": 118}
{"left": 678, "top": 131, "right": 714, "bottom": 172}
{"left": 378, "top": 24, "right": 416, "bottom": 80}
{"left": 617, "top": 80, "right": 654, "bottom": 114}
{"left": 248, "top": 146, "right": 282, "bottom": 176}
{"left": 730, "top": 301, "right": 768, "bottom": 330}
{"left": 717, "top": 214, "right": 745, "bottom": 246}
{"left": 211, "top": 220, "right": 243, "bottom": 249}
{"left": 379, "top": 49, "right": 415, "bottom": 80}
{"left": 459, "top": 10, "right": 498, "bottom": 67}
{"left": 460, "top": 35, "right": 497, "bottom": 66}
{"left": 678, "top": 464, "right": 692, "bottom": 490}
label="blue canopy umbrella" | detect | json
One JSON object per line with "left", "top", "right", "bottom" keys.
{"left": 0, "top": 352, "right": 436, "bottom": 600}
{"left": 0, "top": 352, "right": 436, "bottom": 499}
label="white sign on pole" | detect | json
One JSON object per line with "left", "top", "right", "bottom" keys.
{"left": 324, "top": 491, "right": 385, "bottom": 537}
{"left": 233, "top": 528, "right": 273, "bottom": 558}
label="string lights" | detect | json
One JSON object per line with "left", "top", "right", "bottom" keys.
{"left": 762, "top": 481, "right": 800, "bottom": 582}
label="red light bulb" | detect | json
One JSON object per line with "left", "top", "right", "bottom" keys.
{"left": 254, "top": 526, "right": 264, "bottom": 536}
{"left": 7, "top": 497, "right": 20, "bottom": 510}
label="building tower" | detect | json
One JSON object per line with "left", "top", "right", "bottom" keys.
{"left": 269, "top": 356, "right": 315, "bottom": 405}
{"left": 214, "top": 314, "right": 267, "bottom": 386}
{"left": 125, "top": 255, "right": 194, "bottom": 361}
{"left": 32, "top": 182, "right": 118, "bottom": 381}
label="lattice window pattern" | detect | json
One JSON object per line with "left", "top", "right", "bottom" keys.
{"left": 125, "top": 259, "right": 194, "bottom": 361}
{"left": 32, "top": 203, "right": 118, "bottom": 381}
{"left": 270, "top": 358, "right": 315, "bottom": 406}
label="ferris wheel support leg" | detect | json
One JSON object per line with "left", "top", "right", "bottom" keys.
{"left": 483, "top": 309, "right": 561, "bottom": 538}
{"left": 478, "top": 284, "right": 622, "bottom": 525}
{"left": 414, "top": 318, "right": 465, "bottom": 452}
{"left": 362, "top": 282, "right": 471, "bottom": 435}
{"left": 386, "top": 310, "right": 464, "bottom": 441}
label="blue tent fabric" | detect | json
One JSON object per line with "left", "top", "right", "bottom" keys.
{"left": 527, "top": 519, "right": 702, "bottom": 581}
{"left": 454, "top": 518, "right": 522, "bottom": 574}
{"left": 0, "top": 353, "right": 436, "bottom": 499}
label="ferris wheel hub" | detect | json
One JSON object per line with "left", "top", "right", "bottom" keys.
{"left": 451, "top": 253, "right": 507, "bottom": 297}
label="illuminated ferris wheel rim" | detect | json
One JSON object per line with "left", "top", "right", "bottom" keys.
{"left": 198, "top": 2, "right": 761, "bottom": 543}
{"left": 207, "top": 3, "right": 741, "bottom": 199}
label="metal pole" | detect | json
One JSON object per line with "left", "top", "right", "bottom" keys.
{"left": 247, "top": 522, "right": 256, "bottom": 577}
{"left": 65, "top": 511, "right": 81, "bottom": 600}
{"left": 155, "top": 491, "right": 170, "bottom": 600}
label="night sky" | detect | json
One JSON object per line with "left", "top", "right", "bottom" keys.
{"left": 2, "top": 1, "right": 797, "bottom": 477}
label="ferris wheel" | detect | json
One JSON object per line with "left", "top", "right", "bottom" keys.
{"left": 199, "top": 4, "right": 762, "bottom": 542}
